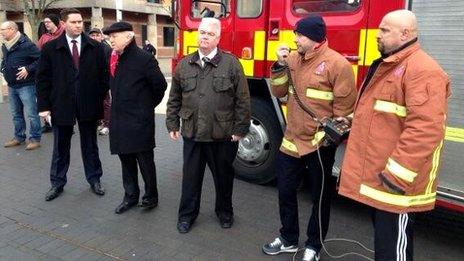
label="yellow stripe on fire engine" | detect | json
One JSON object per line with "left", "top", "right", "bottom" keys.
{"left": 267, "top": 30, "right": 297, "bottom": 61}
{"left": 445, "top": 127, "right": 464, "bottom": 143}
{"left": 358, "top": 29, "right": 381, "bottom": 66}
{"left": 183, "top": 31, "right": 198, "bottom": 56}
{"left": 254, "top": 31, "right": 266, "bottom": 61}
{"left": 360, "top": 184, "right": 436, "bottom": 207}
{"left": 352, "top": 65, "right": 358, "bottom": 85}
{"left": 239, "top": 59, "right": 254, "bottom": 77}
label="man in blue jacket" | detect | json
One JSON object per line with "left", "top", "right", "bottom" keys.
{"left": 1, "top": 21, "right": 41, "bottom": 150}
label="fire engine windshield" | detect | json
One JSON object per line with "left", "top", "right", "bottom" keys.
{"left": 191, "top": 0, "right": 230, "bottom": 19}
{"left": 293, "top": 0, "right": 361, "bottom": 15}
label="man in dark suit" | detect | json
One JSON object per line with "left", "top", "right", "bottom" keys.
{"left": 103, "top": 22, "right": 167, "bottom": 214}
{"left": 36, "top": 8, "right": 109, "bottom": 201}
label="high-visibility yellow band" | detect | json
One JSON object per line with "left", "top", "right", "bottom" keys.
{"left": 271, "top": 74, "right": 289, "bottom": 86}
{"left": 445, "top": 127, "right": 464, "bottom": 143}
{"left": 374, "top": 100, "right": 407, "bottom": 117}
{"left": 311, "top": 131, "right": 326, "bottom": 146}
{"left": 386, "top": 158, "right": 417, "bottom": 183}
{"left": 426, "top": 140, "right": 443, "bottom": 194}
{"left": 360, "top": 184, "right": 436, "bottom": 207}
{"left": 306, "top": 88, "right": 334, "bottom": 101}
{"left": 282, "top": 138, "right": 298, "bottom": 153}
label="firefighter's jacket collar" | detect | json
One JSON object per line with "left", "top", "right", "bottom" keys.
{"left": 303, "top": 40, "right": 328, "bottom": 61}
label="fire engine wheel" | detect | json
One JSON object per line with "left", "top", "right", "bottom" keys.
{"left": 234, "top": 98, "right": 283, "bottom": 184}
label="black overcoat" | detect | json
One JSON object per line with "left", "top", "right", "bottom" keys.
{"left": 36, "top": 33, "right": 109, "bottom": 125}
{"left": 109, "top": 40, "right": 167, "bottom": 154}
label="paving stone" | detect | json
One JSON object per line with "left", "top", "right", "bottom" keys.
{"left": 0, "top": 103, "right": 462, "bottom": 260}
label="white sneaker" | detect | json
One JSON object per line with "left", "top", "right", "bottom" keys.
{"left": 99, "top": 127, "right": 109, "bottom": 135}
{"left": 262, "top": 237, "right": 298, "bottom": 255}
{"left": 302, "top": 248, "right": 320, "bottom": 261}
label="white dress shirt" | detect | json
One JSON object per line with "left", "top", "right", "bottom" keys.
{"left": 66, "top": 34, "right": 82, "bottom": 55}
{"left": 199, "top": 48, "right": 218, "bottom": 67}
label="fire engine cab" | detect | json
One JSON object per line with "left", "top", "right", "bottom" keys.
{"left": 171, "top": 0, "right": 464, "bottom": 212}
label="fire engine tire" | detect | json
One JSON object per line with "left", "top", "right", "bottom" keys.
{"left": 234, "top": 97, "right": 283, "bottom": 184}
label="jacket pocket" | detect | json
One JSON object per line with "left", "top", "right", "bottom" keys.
{"left": 212, "top": 110, "right": 234, "bottom": 140}
{"left": 213, "top": 73, "right": 234, "bottom": 95}
{"left": 180, "top": 72, "right": 197, "bottom": 92}
{"left": 406, "top": 84, "right": 429, "bottom": 106}
{"left": 179, "top": 108, "right": 194, "bottom": 138}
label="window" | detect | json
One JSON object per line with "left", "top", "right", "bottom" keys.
{"left": 147, "top": 0, "right": 160, "bottom": 3}
{"left": 191, "top": 0, "right": 231, "bottom": 19}
{"left": 142, "top": 25, "right": 147, "bottom": 42}
{"left": 293, "top": 0, "right": 361, "bottom": 15}
{"left": 84, "top": 22, "right": 91, "bottom": 33}
{"left": 163, "top": 27, "right": 174, "bottom": 46}
{"left": 237, "top": 0, "right": 262, "bottom": 18}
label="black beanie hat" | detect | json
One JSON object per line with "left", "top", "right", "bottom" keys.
{"left": 45, "top": 14, "right": 60, "bottom": 27}
{"left": 294, "top": 14, "right": 326, "bottom": 43}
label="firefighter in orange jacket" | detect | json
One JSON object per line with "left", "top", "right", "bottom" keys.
{"left": 262, "top": 14, "right": 357, "bottom": 261}
{"left": 339, "top": 10, "right": 450, "bottom": 261}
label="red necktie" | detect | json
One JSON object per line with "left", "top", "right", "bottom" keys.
{"left": 110, "top": 50, "right": 119, "bottom": 77}
{"left": 71, "top": 40, "right": 79, "bottom": 69}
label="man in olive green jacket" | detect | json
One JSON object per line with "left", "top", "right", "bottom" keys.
{"left": 166, "top": 18, "right": 250, "bottom": 233}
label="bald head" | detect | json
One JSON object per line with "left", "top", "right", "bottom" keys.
{"left": 377, "top": 9, "right": 418, "bottom": 56}
{"left": 0, "top": 21, "right": 19, "bottom": 41}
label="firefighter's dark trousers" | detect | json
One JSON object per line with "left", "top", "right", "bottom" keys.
{"left": 373, "top": 209, "right": 415, "bottom": 261}
{"left": 178, "top": 139, "right": 239, "bottom": 223}
{"left": 277, "top": 145, "right": 337, "bottom": 252}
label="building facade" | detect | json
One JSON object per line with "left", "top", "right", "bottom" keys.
{"left": 0, "top": 0, "right": 175, "bottom": 57}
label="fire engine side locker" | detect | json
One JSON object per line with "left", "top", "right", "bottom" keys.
{"left": 411, "top": 0, "right": 464, "bottom": 209}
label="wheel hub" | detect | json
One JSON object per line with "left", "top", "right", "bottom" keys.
{"left": 237, "top": 119, "right": 270, "bottom": 165}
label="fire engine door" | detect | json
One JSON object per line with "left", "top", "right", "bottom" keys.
{"left": 233, "top": 0, "right": 269, "bottom": 78}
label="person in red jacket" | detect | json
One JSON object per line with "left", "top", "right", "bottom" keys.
{"left": 339, "top": 9, "right": 450, "bottom": 261}
{"left": 37, "top": 13, "right": 65, "bottom": 133}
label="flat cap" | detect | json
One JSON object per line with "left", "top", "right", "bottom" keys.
{"left": 103, "top": 21, "right": 133, "bottom": 35}
{"left": 88, "top": 27, "right": 102, "bottom": 35}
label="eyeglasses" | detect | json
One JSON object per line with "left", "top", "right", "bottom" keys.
{"left": 199, "top": 30, "right": 216, "bottom": 37}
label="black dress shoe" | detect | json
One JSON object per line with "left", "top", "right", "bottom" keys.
{"left": 45, "top": 187, "right": 63, "bottom": 201}
{"left": 90, "top": 181, "right": 105, "bottom": 196}
{"left": 177, "top": 221, "right": 192, "bottom": 234}
{"left": 139, "top": 198, "right": 158, "bottom": 209}
{"left": 219, "top": 216, "right": 234, "bottom": 229}
{"left": 114, "top": 201, "right": 137, "bottom": 214}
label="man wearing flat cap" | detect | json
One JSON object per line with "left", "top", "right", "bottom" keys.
{"left": 262, "top": 14, "right": 357, "bottom": 261}
{"left": 104, "top": 22, "right": 167, "bottom": 214}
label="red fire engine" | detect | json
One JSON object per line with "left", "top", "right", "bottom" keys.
{"left": 170, "top": 0, "right": 464, "bottom": 212}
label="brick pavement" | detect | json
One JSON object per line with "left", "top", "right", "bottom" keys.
{"left": 0, "top": 100, "right": 463, "bottom": 260}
